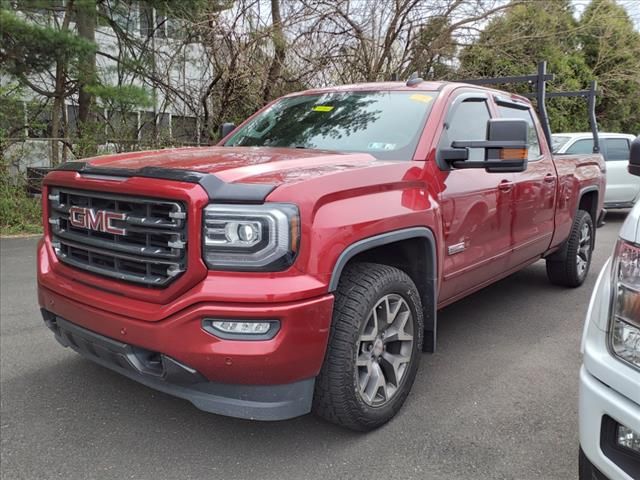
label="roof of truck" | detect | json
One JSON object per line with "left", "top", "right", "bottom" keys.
{"left": 285, "top": 81, "right": 532, "bottom": 104}
{"left": 296, "top": 81, "right": 446, "bottom": 94}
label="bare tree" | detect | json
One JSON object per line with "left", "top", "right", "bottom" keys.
{"left": 262, "top": 0, "right": 286, "bottom": 102}
{"left": 291, "top": 0, "right": 515, "bottom": 84}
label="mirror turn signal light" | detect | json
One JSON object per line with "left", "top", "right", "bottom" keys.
{"left": 500, "top": 148, "right": 528, "bottom": 160}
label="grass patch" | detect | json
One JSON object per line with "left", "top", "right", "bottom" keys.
{"left": 1, "top": 172, "right": 42, "bottom": 235}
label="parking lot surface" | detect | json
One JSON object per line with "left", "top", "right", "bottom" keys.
{"left": 0, "top": 212, "right": 627, "bottom": 480}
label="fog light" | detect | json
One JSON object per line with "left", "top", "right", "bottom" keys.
{"left": 202, "top": 319, "right": 279, "bottom": 340}
{"left": 214, "top": 321, "right": 270, "bottom": 334}
{"left": 617, "top": 424, "right": 640, "bottom": 453}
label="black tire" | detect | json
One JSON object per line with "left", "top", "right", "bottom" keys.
{"left": 546, "top": 210, "right": 594, "bottom": 287}
{"left": 312, "top": 262, "right": 424, "bottom": 431}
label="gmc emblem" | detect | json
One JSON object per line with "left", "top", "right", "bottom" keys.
{"left": 68, "top": 206, "right": 127, "bottom": 235}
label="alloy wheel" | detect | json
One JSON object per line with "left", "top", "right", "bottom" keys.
{"left": 355, "top": 294, "right": 414, "bottom": 407}
{"left": 576, "top": 222, "right": 592, "bottom": 277}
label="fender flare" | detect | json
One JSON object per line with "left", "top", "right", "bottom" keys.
{"left": 579, "top": 185, "right": 599, "bottom": 213}
{"left": 579, "top": 184, "right": 600, "bottom": 242}
{"left": 579, "top": 185, "right": 600, "bottom": 228}
{"left": 328, "top": 227, "right": 438, "bottom": 353}
{"left": 550, "top": 185, "right": 600, "bottom": 261}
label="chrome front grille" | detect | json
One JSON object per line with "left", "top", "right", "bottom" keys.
{"left": 48, "top": 187, "right": 187, "bottom": 287}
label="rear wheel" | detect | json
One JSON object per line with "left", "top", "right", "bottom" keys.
{"left": 546, "top": 210, "right": 594, "bottom": 287}
{"left": 313, "top": 262, "right": 423, "bottom": 431}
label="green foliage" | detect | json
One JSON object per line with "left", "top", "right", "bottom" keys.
{"left": 579, "top": 0, "right": 640, "bottom": 133}
{"left": 459, "top": 0, "right": 640, "bottom": 134}
{"left": 406, "top": 16, "right": 456, "bottom": 80}
{"left": 0, "top": 84, "right": 25, "bottom": 140}
{"left": 0, "top": 9, "right": 95, "bottom": 76}
{"left": 0, "top": 164, "right": 42, "bottom": 235}
{"left": 73, "top": 120, "right": 104, "bottom": 159}
{"left": 86, "top": 84, "right": 152, "bottom": 110}
{"left": 459, "top": 0, "right": 590, "bottom": 132}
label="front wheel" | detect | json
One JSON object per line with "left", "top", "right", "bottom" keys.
{"left": 546, "top": 210, "right": 594, "bottom": 287}
{"left": 313, "top": 262, "right": 423, "bottom": 431}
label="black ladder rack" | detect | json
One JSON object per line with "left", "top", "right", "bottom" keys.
{"left": 459, "top": 61, "right": 600, "bottom": 154}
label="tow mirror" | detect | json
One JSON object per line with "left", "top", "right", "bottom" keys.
{"left": 629, "top": 135, "right": 640, "bottom": 177}
{"left": 220, "top": 122, "right": 236, "bottom": 139}
{"left": 443, "top": 118, "right": 529, "bottom": 173}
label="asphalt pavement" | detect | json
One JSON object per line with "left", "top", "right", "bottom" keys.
{"left": 0, "top": 212, "right": 628, "bottom": 480}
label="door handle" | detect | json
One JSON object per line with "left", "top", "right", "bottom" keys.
{"left": 498, "top": 180, "right": 514, "bottom": 192}
{"left": 543, "top": 174, "right": 556, "bottom": 183}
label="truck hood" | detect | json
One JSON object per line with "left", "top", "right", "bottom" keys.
{"left": 85, "top": 146, "right": 381, "bottom": 186}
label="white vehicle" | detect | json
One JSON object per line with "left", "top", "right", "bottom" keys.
{"left": 579, "top": 136, "right": 640, "bottom": 480}
{"left": 553, "top": 133, "right": 640, "bottom": 209}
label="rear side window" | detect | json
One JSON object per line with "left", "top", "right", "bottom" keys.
{"left": 565, "top": 139, "right": 594, "bottom": 155}
{"left": 444, "top": 99, "right": 491, "bottom": 161}
{"left": 497, "top": 105, "right": 541, "bottom": 160}
{"left": 604, "top": 138, "right": 630, "bottom": 161}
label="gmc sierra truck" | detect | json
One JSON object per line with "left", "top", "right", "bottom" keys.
{"left": 38, "top": 78, "right": 606, "bottom": 431}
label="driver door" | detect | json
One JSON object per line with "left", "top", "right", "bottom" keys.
{"left": 437, "top": 93, "right": 515, "bottom": 303}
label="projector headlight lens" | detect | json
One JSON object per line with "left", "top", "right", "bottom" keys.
{"left": 202, "top": 203, "right": 299, "bottom": 271}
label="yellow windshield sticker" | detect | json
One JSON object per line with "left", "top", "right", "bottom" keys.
{"left": 409, "top": 94, "right": 434, "bottom": 104}
{"left": 312, "top": 105, "right": 334, "bottom": 112}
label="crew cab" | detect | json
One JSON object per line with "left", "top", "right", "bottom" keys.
{"left": 38, "top": 80, "right": 605, "bottom": 431}
{"left": 553, "top": 132, "right": 640, "bottom": 209}
{"left": 579, "top": 136, "right": 640, "bottom": 480}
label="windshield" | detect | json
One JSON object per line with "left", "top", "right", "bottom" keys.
{"left": 225, "top": 91, "right": 438, "bottom": 160}
{"left": 551, "top": 135, "right": 571, "bottom": 153}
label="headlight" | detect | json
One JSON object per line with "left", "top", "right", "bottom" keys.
{"left": 609, "top": 238, "right": 640, "bottom": 370}
{"left": 202, "top": 203, "right": 299, "bottom": 271}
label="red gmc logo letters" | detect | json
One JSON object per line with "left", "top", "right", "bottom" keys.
{"left": 68, "top": 207, "right": 127, "bottom": 235}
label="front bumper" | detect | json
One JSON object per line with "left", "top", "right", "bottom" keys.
{"left": 42, "top": 311, "right": 315, "bottom": 420}
{"left": 579, "top": 259, "right": 640, "bottom": 479}
{"left": 39, "top": 283, "right": 334, "bottom": 385}
{"left": 579, "top": 367, "right": 640, "bottom": 480}
{"left": 38, "top": 280, "right": 334, "bottom": 420}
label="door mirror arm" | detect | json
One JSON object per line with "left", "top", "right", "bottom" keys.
{"left": 451, "top": 140, "right": 527, "bottom": 149}
{"left": 450, "top": 160, "right": 529, "bottom": 170}
{"left": 439, "top": 147, "right": 468, "bottom": 162}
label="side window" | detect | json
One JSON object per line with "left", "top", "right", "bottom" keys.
{"left": 445, "top": 99, "right": 491, "bottom": 161}
{"left": 496, "top": 105, "right": 541, "bottom": 160}
{"left": 565, "top": 139, "right": 594, "bottom": 155}
{"left": 604, "top": 138, "right": 630, "bottom": 161}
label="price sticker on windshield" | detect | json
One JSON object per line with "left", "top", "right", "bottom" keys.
{"left": 312, "top": 105, "right": 334, "bottom": 112}
{"left": 409, "top": 94, "right": 434, "bottom": 104}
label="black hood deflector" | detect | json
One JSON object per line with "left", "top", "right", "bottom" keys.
{"left": 54, "top": 161, "right": 276, "bottom": 203}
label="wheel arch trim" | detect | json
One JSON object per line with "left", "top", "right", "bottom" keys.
{"left": 578, "top": 185, "right": 599, "bottom": 213}
{"left": 578, "top": 185, "right": 600, "bottom": 229}
{"left": 328, "top": 227, "right": 438, "bottom": 352}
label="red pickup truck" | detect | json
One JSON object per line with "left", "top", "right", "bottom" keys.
{"left": 38, "top": 80, "right": 605, "bottom": 431}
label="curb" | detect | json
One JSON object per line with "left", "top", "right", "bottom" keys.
{"left": 0, "top": 233, "right": 43, "bottom": 239}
